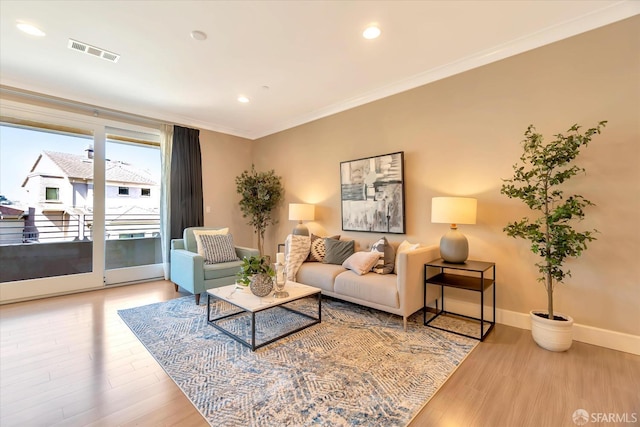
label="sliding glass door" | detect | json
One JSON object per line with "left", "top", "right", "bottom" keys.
{"left": 103, "top": 130, "right": 163, "bottom": 284}
{"left": 0, "top": 101, "right": 162, "bottom": 302}
{"left": 0, "top": 125, "right": 96, "bottom": 281}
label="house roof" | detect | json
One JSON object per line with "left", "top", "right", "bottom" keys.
{"left": 43, "top": 151, "right": 157, "bottom": 186}
{"left": 0, "top": 205, "right": 24, "bottom": 217}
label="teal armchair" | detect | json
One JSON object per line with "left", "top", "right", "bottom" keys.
{"left": 170, "top": 227, "right": 259, "bottom": 304}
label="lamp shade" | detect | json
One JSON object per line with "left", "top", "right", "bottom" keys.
{"left": 289, "top": 203, "right": 315, "bottom": 221}
{"left": 431, "top": 197, "right": 477, "bottom": 225}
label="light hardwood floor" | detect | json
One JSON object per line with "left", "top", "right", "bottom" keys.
{"left": 1, "top": 280, "right": 638, "bottom": 427}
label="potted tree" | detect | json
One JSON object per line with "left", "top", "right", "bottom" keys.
{"left": 235, "top": 165, "right": 284, "bottom": 256}
{"left": 501, "top": 121, "right": 606, "bottom": 351}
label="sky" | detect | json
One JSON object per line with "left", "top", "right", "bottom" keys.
{"left": 0, "top": 125, "right": 160, "bottom": 204}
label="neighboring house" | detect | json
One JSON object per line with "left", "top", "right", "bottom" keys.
{"left": 18, "top": 148, "right": 160, "bottom": 241}
{"left": 0, "top": 205, "right": 25, "bottom": 245}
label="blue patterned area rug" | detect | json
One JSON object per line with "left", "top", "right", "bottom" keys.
{"left": 118, "top": 295, "right": 478, "bottom": 427}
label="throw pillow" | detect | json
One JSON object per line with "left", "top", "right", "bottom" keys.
{"left": 323, "top": 238, "right": 355, "bottom": 265}
{"left": 342, "top": 251, "right": 380, "bottom": 275}
{"left": 193, "top": 227, "right": 229, "bottom": 236}
{"left": 197, "top": 233, "right": 239, "bottom": 264}
{"left": 370, "top": 236, "right": 396, "bottom": 274}
{"left": 393, "top": 240, "right": 420, "bottom": 274}
{"left": 193, "top": 228, "right": 229, "bottom": 257}
{"left": 307, "top": 233, "right": 340, "bottom": 262}
{"left": 284, "top": 234, "right": 310, "bottom": 281}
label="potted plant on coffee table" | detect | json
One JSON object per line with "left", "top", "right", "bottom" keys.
{"left": 236, "top": 255, "right": 275, "bottom": 297}
{"left": 500, "top": 120, "right": 606, "bottom": 351}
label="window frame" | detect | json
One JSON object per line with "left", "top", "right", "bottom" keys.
{"left": 45, "top": 186, "right": 60, "bottom": 201}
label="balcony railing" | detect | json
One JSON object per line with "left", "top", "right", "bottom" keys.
{"left": 0, "top": 213, "right": 160, "bottom": 245}
{"left": 0, "top": 213, "right": 162, "bottom": 283}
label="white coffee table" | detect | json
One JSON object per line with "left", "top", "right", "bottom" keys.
{"left": 206, "top": 281, "right": 321, "bottom": 351}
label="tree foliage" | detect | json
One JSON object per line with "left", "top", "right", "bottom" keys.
{"left": 500, "top": 121, "right": 606, "bottom": 319}
{"left": 235, "top": 165, "right": 284, "bottom": 255}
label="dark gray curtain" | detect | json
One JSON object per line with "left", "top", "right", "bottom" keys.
{"left": 170, "top": 125, "right": 204, "bottom": 239}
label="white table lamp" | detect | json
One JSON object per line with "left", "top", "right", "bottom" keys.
{"left": 289, "top": 203, "right": 315, "bottom": 236}
{"left": 431, "top": 197, "right": 477, "bottom": 263}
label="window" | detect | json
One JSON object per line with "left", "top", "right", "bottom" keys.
{"left": 141, "top": 188, "right": 151, "bottom": 197}
{"left": 0, "top": 103, "right": 162, "bottom": 292}
{"left": 45, "top": 187, "right": 59, "bottom": 201}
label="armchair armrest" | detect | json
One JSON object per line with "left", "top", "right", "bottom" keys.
{"left": 170, "top": 247, "right": 205, "bottom": 294}
{"left": 396, "top": 244, "right": 440, "bottom": 316}
{"left": 171, "top": 238, "right": 186, "bottom": 250}
{"left": 235, "top": 246, "right": 260, "bottom": 260}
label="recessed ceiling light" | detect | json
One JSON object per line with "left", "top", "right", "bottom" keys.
{"left": 190, "top": 30, "right": 207, "bottom": 41}
{"left": 17, "top": 22, "right": 45, "bottom": 37}
{"left": 237, "top": 96, "right": 250, "bottom": 103}
{"left": 363, "top": 25, "right": 381, "bottom": 40}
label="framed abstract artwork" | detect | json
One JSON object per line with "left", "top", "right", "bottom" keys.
{"left": 340, "top": 151, "right": 405, "bottom": 233}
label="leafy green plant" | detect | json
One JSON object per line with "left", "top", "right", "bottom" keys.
{"left": 235, "top": 165, "right": 284, "bottom": 255}
{"left": 500, "top": 121, "right": 606, "bottom": 320}
{"left": 236, "top": 255, "right": 275, "bottom": 286}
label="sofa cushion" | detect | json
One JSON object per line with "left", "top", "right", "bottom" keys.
{"left": 323, "top": 239, "right": 355, "bottom": 265}
{"left": 342, "top": 251, "right": 380, "bottom": 275}
{"left": 198, "top": 234, "right": 240, "bottom": 264}
{"left": 307, "top": 233, "right": 340, "bottom": 262}
{"left": 204, "top": 259, "right": 243, "bottom": 280}
{"left": 334, "top": 270, "right": 399, "bottom": 309}
{"left": 371, "top": 236, "right": 396, "bottom": 274}
{"left": 296, "top": 262, "right": 346, "bottom": 292}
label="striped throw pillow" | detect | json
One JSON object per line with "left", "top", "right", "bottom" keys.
{"left": 196, "top": 233, "right": 239, "bottom": 264}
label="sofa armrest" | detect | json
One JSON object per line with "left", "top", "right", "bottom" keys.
{"left": 170, "top": 248, "right": 205, "bottom": 294}
{"left": 235, "top": 246, "right": 260, "bottom": 260}
{"left": 396, "top": 244, "right": 440, "bottom": 316}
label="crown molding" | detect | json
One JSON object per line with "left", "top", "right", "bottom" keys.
{"left": 250, "top": 1, "right": 640, "bottom": 140}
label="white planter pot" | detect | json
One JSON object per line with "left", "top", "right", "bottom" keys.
{"left": 530, "top": 310, "right": 574, "bottom": 352}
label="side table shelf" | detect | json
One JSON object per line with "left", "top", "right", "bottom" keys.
{"left": 423, "top": 258, "right": 496, "bottom": 341}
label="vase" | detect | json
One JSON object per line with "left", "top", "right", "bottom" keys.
{"left": 250, "top": 273, "right": 273, "bottom": 297}
{"left": 272, "top": 262, "right": 288, "bottom": 298}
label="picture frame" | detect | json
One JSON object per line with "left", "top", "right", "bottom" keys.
{"left": 340, "top": 151, "right": 405, "bottom": 234}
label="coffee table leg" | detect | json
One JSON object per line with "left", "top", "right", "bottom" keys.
{"left": 251, "top": 312, "right": 256, "bottom": 351}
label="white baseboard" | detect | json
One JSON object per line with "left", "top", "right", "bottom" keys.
{"left": 428, "top": 297, "right": 640, "bottom": 356}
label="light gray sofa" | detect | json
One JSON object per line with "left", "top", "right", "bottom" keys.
{"left": 293, "top": 241, "right": 440, "bottom": 330}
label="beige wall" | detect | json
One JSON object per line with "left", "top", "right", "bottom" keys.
{"left": 245, "top": 17, "right": 639, "bottom": 335}
{"left": 198, "top": 129, "right": 255, "bottom": 248}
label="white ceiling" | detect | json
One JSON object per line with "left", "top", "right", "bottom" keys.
{"left": 1, "top": 1, "right": 638, "bottom": 140}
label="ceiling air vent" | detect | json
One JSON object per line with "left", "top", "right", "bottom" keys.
{"left": 67, "top": 39, "right": 120, "bottom": 63}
